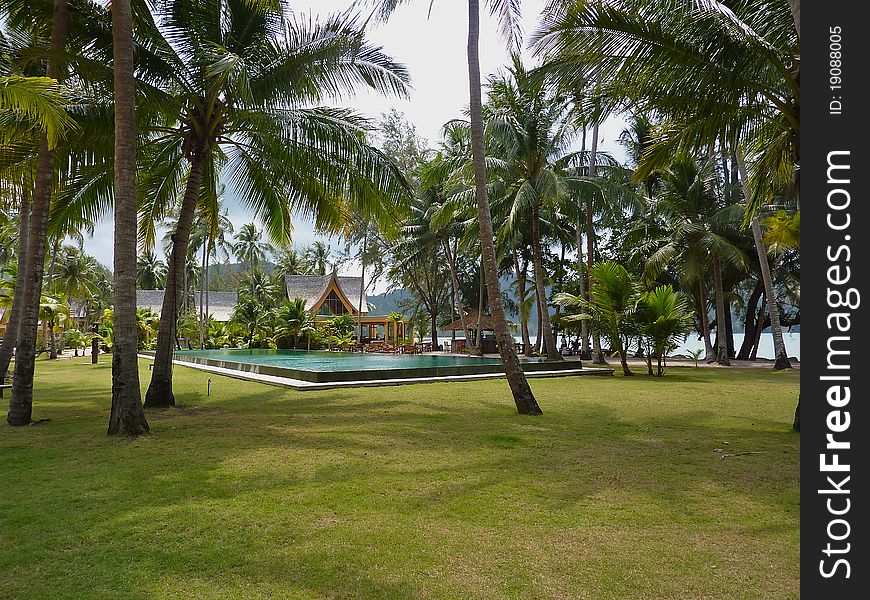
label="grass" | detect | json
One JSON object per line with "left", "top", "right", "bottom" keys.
{"left": 0, "top": 358, "right": 799, "bottom": 599}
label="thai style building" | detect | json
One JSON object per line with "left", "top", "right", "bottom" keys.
{"left": 284, "top": 273, "right": 408, "bottom": 343}
{"left": 136, "top": 290, "right": 238, "bottom": 322}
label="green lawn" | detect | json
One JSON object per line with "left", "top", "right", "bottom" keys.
{"left": 0, "top": 358, "right": 799, "bottom": 599}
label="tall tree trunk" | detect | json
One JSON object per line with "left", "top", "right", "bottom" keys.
{"left": 205, "top": 243, "right": 211, "bottom": 338}
{"left": 430, "top": 310, "right": 438, "bottom": 351}
{"left": 7, "top": 0, "right": 69, "bottom": 427}
{"left": 467, "top": 0, "right": 541, "bottom": 414}
{"left": 358, "top": 229, "right": 367, "bottom": 343}
{"left": 574, "top": 224, "right": 590, "bottom": 357}
{"left": 444, "top": 240, "right": 475, "bottom": 353}
{"left": 712, "top": 256, "right": 730, "bottom": 365}
{"left": 0, "top": 190, "right": 31, "bottom": 380}
{"left": 787, "top": 0, "right": 800, "bottom": 38}
{"left": 724, "top": 298, "right": 735, "bottom": 358}
{"left": 530, "top": 202, "right": 560, "bottom": 360}
{"left": 475, "top": 262, "right": 484, "bottom": 353}
{"left": 586, "top": 123, "right": 606, "bottom": 365}
{"left": 46, "top": 241, "right": 59, "bottom": 360}
{"left": 109, "top": 0, "right": 149, "bottom": 435}
{"left": 737, "top": 159, "right": 792, "bottom": 369}
{"left": 534, "top": 296, "right": 542, "bottom": 354}
{"left": 736, "top": 280, "right": 763, "bottom": 359}
{"left": 511, "top": 247, "right": 532, "bottom": 357}
{"left": 199, "top": 242, "right": 206, "bottom": 348}
{"left": 750, "top": 295, "right": 766, "bottom": 360}
{"left": 697, "top": 279, "right": 716, "bottom": 362}
{"left": 145, "top": 154, "right": 206, "bottom": 408}
{"left": 613, "top": 318, "right": 632, "bottom": 376}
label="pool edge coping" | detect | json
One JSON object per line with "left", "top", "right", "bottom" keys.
{"left": 139, "top": 354, "right": 614, "bottom": 390}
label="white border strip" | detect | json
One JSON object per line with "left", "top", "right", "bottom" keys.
{"left": 139, "top": 354, "right": 613, "bottom": 390}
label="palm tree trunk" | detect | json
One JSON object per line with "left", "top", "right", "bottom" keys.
{"left": 46, "top": 242, "right": 59, "bottom": 360}
{"left": 0, "top": 190, "right": 31, "bottom": 380}
{"left": 467, "top": 0, "right": 541, "bottom": 414}
{"left": 476, "top": 262, "right": 484, "bottom": 353}
{"left": 444, "top": 240, "right": 475, "bottom": 353}
{"left": 574, "top": 224, "right": 590, "bottom": 357}
{"left": 586, "top": 122, "right": 606, "bottom": 364}
{"left": 145, "top": 153, "right": 206, "bottom": 408}
{"left": 199, "top": 242, "right": 206, "bottom": 349}
{"left": 737, "top": 281, "right": 762, "bottom": 359}
{"left": 511, "top": 247, "right": 532, "bottom": 357}
{"left": 750, "top": 295, "right": 766, "bottom": 360}
{"left": 109, "top": 0, "right": 149, "bottom": 435}
{"left": 712, "top": 256, "right": 731, "bottom": 365}
{"left": 205, "top": 242, "right": 211, "bottom": 339}
{"left": 737, "top": 159, "right": 792, "bottom": 369}
{"left": 530, "top": 203, "right": 561, "bottom": 360}
{"left": 7, "top": 0, "right": 69, "bottom": 427}
{"left": 697, "top": 279, "right": 716, "bottom": 361}
{"left": 787, "top": 0, "right": 800, "bottom": 37}
{"left": 613, "top": 319, "right": 632, "bottom": 376}
{"left": 358, "top": 229, "right": 367, "bottom": 343}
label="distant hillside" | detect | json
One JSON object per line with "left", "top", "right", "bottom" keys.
{"left": 365, "top": 289, "right": 413, "bottom": 315}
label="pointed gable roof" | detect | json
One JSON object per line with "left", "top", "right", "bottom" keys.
{"left": 284, "top": 274, "right": 367, "bottom": 314}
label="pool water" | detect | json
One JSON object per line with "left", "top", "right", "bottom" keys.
{"left": 173, "top": 348, "right": 581, "bottom": 383}
{"left": 178, "top": 349, "right": 506, "bottom": 371}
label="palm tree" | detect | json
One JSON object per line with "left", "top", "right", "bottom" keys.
{"left": 273, "top": 298, "right": 311, "bottom": 349}
{"left": 556, "top": 261, "right": 640, "bottom": 376}
{"left": 639, "top": 285, "right": 694, "bottom": 376}
{"left": 370, "top": 0, "right": 543, "bottom": 414}
{"left": 274, "top": 248, "right": 309, "bottom": 278}
{"left": 51, "top": 246, "right": 101, "bottom": 305}
{"left": 230, "top": 295, "right": 267, "bottom": 349}
{"left": 7, "top": 0, "right": 71, "bottom": 426}
{"left": 534, "top": 0, "right": 797, "bottom": 369}
{"left": 303, "top": 241, "right": 332, "bottom": 276}
{"left": 136, "top": 251, "right": 167, "bottom": 289}
{"left": 0, "top": 197, "right": 30, "bottom": 382}
{"left": 141, "top": 1, "right": 412, "bottom": 408}
{"left": 485, "top": 56, "right": 582, "bottom": 361}
{"left": 644, "top": 157, "right": 748, "bottom": 366}
{"left": 233, "top": 223, "right": 269, "bottom": 274}
{"left": 38, "top": 295, "right": 70, "bottom": 360}
{"left": 108, "top": 0, "right": 149, "bottom": 434}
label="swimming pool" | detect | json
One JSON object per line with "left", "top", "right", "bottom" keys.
{"left": 172, "top": 348, "right": 590, "bottom": 384}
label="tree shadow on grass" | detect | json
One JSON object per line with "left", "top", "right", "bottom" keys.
{"left": 0, "top": 361, "right": 799, "bottom": 599}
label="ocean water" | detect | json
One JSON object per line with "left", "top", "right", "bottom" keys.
{"left": 671, "top": 331, "right": 800, "bottom": 360}
{"left": 432, "top": 331, "right": 800, "bottom": 361}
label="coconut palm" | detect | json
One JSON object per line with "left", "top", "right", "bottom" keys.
{"left": 555, "top": 261, "right": 640, "bottom": 376}
{"left": 38, "top": 295, "right": 70, "bottom": 360}
{"left": 368, "top": 0, "right": 542, "bottom": 415}
{"left": 230, "top": 295, "right": 268, "bottom": 348}
{"left": 136, "top": 251, "right": 167, "bottom": 289}
{"left": 5, "top": 0, "right": 71, "bottom": 425}
{"left": 233, "top": 223, "right": 269, "bottom": 274}
{"left": 639, "top": 285, "right": 694, "bottom": 376}
{"left": 140, "top": 0, "right": 411, "bottom": 407}
{"left": 484, "top": 55, "right": 583, "bottom": 361}
{"left": 108, "top": 0, "right": 149, "bottom": 434}
{"left": 303, "top": 241, "right": 332, "bottom": 276}
{"left": 273, "top": 298, "right": 311, "bottom": 349}
{"left": 644, "top": 156, "right": 748, "bottom": 366}
{"left": 51, "top": 246, "right": 101, "bottom": 304}
{"left": 533, "top": 0, "right": 797, "bottom": 370}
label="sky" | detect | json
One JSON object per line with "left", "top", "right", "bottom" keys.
{"left": 82, "top": 0, "right": 628, "bottom": 292}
